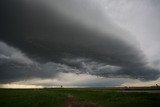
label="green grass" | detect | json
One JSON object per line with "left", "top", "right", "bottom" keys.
{"left": 0, "top": 88, "right": 160, "bottom": 107}
{"left": 0, "top": 89, "right": 66, "bottom": 107}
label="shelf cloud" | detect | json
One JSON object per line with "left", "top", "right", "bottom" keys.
{"left": 0, "top": 0, "right": 159, "bottom": 85}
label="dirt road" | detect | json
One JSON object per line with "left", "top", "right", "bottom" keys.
{"left": 62, "top": 94, "right": 97, "bottom": 107}
{"left": 121, "top": 90, "right": 160, "bottom": 93}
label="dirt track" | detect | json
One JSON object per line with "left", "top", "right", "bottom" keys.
{"left": 121, "top": 90, "right": 160, "bottom": 93}
{"left": 62, "top": 94, "right": 97, "bottom": 107}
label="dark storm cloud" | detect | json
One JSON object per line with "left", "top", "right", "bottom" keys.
{"left": 0, "top": 0, "right": 159, "bottom": 83}
{"left": 60, "top": 57, "right": 159, "bottom": 81}
{"left": 0, "top": 0, "right": 144, "bottom": 66}
{"left": 0, "top": 60, "right": 60, "bottom": 83}
{"left": 0, "top": 41, "right": 60, "bottom": 83}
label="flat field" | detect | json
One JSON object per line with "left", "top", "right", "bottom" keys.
{"left": 0, "top": 87, "right": 160, "bottom": 107}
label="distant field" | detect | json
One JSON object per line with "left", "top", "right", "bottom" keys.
{"left": 0, "top": 87, "right": 160, "bottom": 107}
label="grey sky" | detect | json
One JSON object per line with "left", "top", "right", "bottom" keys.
{"left": 0, "top": 0, "right": 160, "bottom": 87}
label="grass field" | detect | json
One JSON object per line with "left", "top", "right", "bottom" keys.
{"left": 0, "top": 87, "right": 160, "bottom": 107}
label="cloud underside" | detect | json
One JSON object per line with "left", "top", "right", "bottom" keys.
{"left": 0, "top": 0, "right": 159, "bottom": 84}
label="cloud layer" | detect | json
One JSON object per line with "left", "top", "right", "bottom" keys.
{"left": 0, "top": 0, "right": 160, "bottom": 85}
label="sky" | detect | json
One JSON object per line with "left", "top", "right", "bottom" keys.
{"left": 0, "top": 0, "right": 160, "bottom": 88}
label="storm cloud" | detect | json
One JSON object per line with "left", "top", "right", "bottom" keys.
{"left": 0, "top": 0, "right": 159, "bottom": 84}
